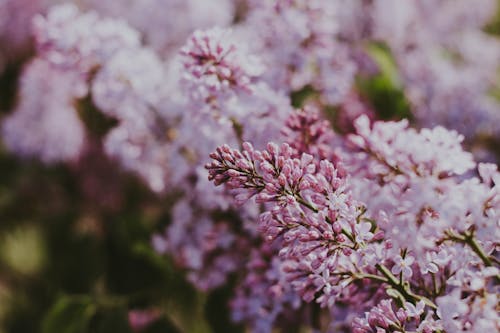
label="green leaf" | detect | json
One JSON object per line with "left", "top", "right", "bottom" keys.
{"left": 484, "top": 0, "right": 500, "bottom": 35}
{"left": 357, "top": 43, "right": 412, "bottom": 121}
{"left": 290, "top": 85, "right": 318, "bottom": 108}
{"left": 42, "top": 296, "right": 96, "bottom": 333}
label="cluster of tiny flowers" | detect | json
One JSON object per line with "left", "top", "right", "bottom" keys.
{"left": 33, "top": 3, "right": 141, "bottom": 73}
{"left": 1, "top": 58, "right": 87, "bottom": 163}
{"left": 344, "top": 116, "right": 499, "bottom": 266}
{"left": 207, "top": 142, "right": 376, "bottom": 308}
{"left": 180, "top": 27, "right": 264, "bottom": 106}
{"left": 281, "top": 106, "right": 337, "bottom": 160}
{"left": 83, "top": 0, "right": 235, "bottom": 56}
{"left": 3, "top": 4, "right": 175, "bottom": 191}
{"left": 207, "top": 114, "right": 499, "bottom": 330}
{"left": 16, "top": 5, "right": 291, "bottom": 293}
{"left": 352, "top": 299, "right": 439, "bottom": 333}
{"left": 230, "top": 242, "right": 302, "bottom": 333}
{"left": 243, "top": 0, "right": 357, "bottom": 103}
{"left": 1, "top": 1, "right": 500, "bottom": 332}
{"left": 346, "top": 114, "right": 476, "bottom": 179}
{"left": 153, "top": 197, "right": 259, "bottom": 291}
{"left": 370, "top": 0, "right": 500, "bottom": 142}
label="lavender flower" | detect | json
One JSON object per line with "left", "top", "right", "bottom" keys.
{"left": 2, "top": 59, "right": 87, "bottom": 163}
{"left": 180, "top": 27, "right": 264, "bottom": 104}
{"left": 33, "top": 3, "right": 141, "bottom": 73}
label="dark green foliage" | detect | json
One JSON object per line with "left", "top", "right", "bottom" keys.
{"left": 357, "top": 43, "right": 413, "bottom": 121}
{"left": 204, "top": 286, "right": 244, "bottom": 333}
{"left": 0, "top": 145, "right": 212, "bottom": 332}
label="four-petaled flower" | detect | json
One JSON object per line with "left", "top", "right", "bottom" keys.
{"left": 391, "top": 255, "right": 415, "bottom": 278}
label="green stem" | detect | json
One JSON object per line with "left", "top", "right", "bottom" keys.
{"left": 431, "top": 272, "right": 438, "bottom": 297}
{"left": 375, "top": 264, "right": 437, "bottom": 310}
{"left": 355, "top": 273, "right": 388, "bottom": 284}
{"left": 341, "top": 228, "right": 356, "bottom": 244}
{"left": 375, "top": 263, "right": 399, "bottom": 285}
{"left": 465, "top": 234, "right": 493, "bottom": 267}
{"left": 295, "top": 195, "right": 319, "bottom": 213}
{"left": 445, "top": 230, "right": 497, "bottom": 268}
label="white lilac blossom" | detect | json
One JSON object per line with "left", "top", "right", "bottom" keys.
{"left": 436, "top": 290, "right": 500, "bottom": 332}
{"left": 33, "top": 3, "right": 141, "bottom": 73}
{"left": 92, "top": 47, "right": 176, "bottom": 192}
{"left": 344, "top": 115, "right": 499, "bottom": 260}
{"left": 243, "top": 0, "right": 357, "bottom": 103}
{"left": 28, "top": 4, "right": 179, "bottom": 191}
{"left": 83, "top": 0, "right": 235, "bottom": 55}
{"left": 371, "top": 0, "right": 500, "bottom": 141}
{"left": 1, "top": 58, "right": 87, "bottom": 163}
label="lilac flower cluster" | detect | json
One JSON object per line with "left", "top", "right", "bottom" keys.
{"left": 1, "top": 58, "right": 87, "bottom": 163}
{"left": 371, "top": 0, "right": 500, "bottom": 140}
{"left": 83, "top": 0, "right": 235, "bottom": 56}
{"left": 352, "top": 299, "right": 438, "bottom": 333}
{"left": 1, "top": 1, "right": 500, "bottom": 332}
{"left": 207, "top": 115, "right": 499, "bottom": 331}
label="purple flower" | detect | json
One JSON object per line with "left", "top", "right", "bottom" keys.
{"left": 391, "top": 255, "right": 415, "bottom": 278}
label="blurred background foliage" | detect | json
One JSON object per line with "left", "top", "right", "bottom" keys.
{"left": 0, "top": 3, "right": 500, "bottom": 333}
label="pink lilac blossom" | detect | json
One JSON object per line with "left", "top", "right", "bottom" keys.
{"left": 179, "top": 27, "right": 264, "bottom": 109}
{"left": 352, "top": 299, "right": 440, "bottom": 333}
{"left": 281, "top": 105, "right": 337, "bottom": 160}
{"left": 206, "top": 142, "right": 380, "bottom": 308}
